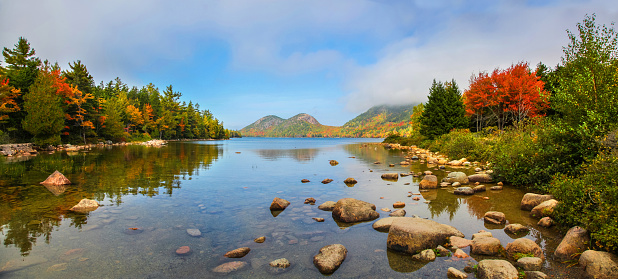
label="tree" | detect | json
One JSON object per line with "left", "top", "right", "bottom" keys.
{"left": 420, "top": 79, "right": 467, "bottom": 139}
{"left": 22, "top": 67, "right": 65, "bottom": 146}
{"left": 0, "top": 76, "right": 21, "bottom": 123}
{"left": 65, "top": 86, "right": 95, "bottom": 144}
{"left": 2, "top": 37, "right": 41, "bottom": 92}
{"left": 63, "top": 60, "right": 94, "bottom": 94}
{"left": 464, "top": 62, "right": 549, "bottom": 130}
{"left": 553, "top": 14, "right": 618, "bottom": 132}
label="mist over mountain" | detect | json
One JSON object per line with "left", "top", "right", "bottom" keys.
{"left": 240, "top": 104, "right": 417, "bottom": 138}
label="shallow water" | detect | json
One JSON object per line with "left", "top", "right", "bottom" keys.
{"left": 0, "top": 138, "right": 583, "bottom": 278}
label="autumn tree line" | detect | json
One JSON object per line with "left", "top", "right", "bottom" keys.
{"left": 0, "top": 38, "right": 240, "bottom": 146}
{"left": 386, "top": 14, "right": 618, "bottom": 252}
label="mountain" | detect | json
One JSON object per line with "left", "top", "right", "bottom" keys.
{"left": 241, "top": 113, "right": 334, "bottom": 137}
{"left": 240, "top": 104, "right": 418, "bottom": 138}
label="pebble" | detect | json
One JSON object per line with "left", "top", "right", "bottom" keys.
{"left": 312, "top": 217, "right": 325, "bottom": 222}
{"left": 254, "top": 236, "right": 266, "bottom": 243}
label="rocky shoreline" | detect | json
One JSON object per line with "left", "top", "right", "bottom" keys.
{"left": 0, "top": 140, "right": 167, "bottom": 157}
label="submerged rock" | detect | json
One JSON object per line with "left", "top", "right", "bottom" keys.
{"left": 40, "top": 170, "right": 71, "bottom": 185}
{"left": 387, "top": 217, "right": 464, "bottom": 254}
{"left": 224, "top": 247, "right": 250, "bottom": 258}
{"left": 70, "top": 199, "right": 99, "bottom": 213}
{"left": 270, "top": 258, "right": 291, "bottom": 268}
{"left": 212, "top": 261, "right": 247, "bottom": 274}
{"left": 313, "top": 244, "right": 347, "bottom": 274}
{"left": 186, "top": 228, "right": 201, "bottom": 237}
{"left": 175, "top": 246, "right": 191, "bottom": 255}
{"left": 332, "top": 198, "right": 379, "bottom": 223}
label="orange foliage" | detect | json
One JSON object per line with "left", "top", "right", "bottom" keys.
{"left": 0, "top": 77, "right": 21, "bottom": 121}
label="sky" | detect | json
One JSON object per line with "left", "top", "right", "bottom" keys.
{"left": 1, "top": 0, "right": 616, "bottom": 130}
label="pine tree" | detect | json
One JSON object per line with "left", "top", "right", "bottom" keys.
{"left": 420, "top": 79, "right": 467, "bottom": 139}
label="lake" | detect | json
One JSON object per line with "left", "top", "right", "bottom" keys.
{"left": 0, "top": 138, "right": 582, "bottom": 278}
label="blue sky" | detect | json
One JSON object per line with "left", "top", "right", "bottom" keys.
{"left": 1, "top": 0, "right": 616, "bottom": 129}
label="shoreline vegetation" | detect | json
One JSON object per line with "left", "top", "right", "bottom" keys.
{"left": 0, "top": 38, "right": 241, "bottom": 148}
{"left": 382, "top": 14, "right": 618, "bottom": 257}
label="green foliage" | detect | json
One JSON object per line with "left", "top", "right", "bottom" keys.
{"left": 553, "top": 14, "right": 618, "bottom": 135}
{"left": 426, "top": 129, "right": 493, "bottom": 162}
{"left": 22, "top": 68, "right": 64, "bottom": 146}
{"left": 128, "top": 132, "right": 152, "bottom": 142}
{"left": 490, "top": 119, "right": 598, "bottom": 190}
{"left": 513, "top": 252, "right": 535, "bottom": 260}
{"left": 420, "top": 79, "right": 467, "bottom": 139}
{"left": 550, "top": 135, "right": 618, "bottom": 252}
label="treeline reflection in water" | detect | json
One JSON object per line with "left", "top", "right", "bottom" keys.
{"left": 0, "top": 143, "right": 221, "bottom": 256}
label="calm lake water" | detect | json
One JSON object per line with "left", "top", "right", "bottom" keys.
{"left": 0, "top": 138, "right": 583, "bottom": 278}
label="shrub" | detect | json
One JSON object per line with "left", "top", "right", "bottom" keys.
{"left": 425, "top": 129, "right": 493, "bottom": 162}
{"left": 550, "top": 143, "right": 618, "bottom": 252}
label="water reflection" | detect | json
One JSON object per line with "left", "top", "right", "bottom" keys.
{"left": 0, "top": 142, "right": 221, "bottom": 256}
{"left": 254, "top": 148, "right": 318, "bottom": 161}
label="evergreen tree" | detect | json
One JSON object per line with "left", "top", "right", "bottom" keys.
{"left": 420, "top": 79, "right": 467, "bottom": 139}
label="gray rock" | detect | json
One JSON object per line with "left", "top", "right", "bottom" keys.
{"left": 472, "top": 231, "right": 493, "bottom": 240}
{"left": 468, "top": 173, "right": 493, "bottom": 183}
{"left": 212, "top": 261, "right": 247, "bottom": 274}
{"left": 555, "top": 226, "right": 590, "bottom": 260}
{"left": 477, "top": 259, "right": 518, "bottom": 279}
{"left": 473, "top": 185, "right": 486, "bottom": 193}
{"left": 443, "top": 172, "right": 469, "bottom": 184}
{"left": 520, "top": 193, "right": 554, "bottom": 211}
{"left": 186, "top": 228, "right": 201, "bottom": 237}
{"left": 332, "top": 198, "right": 379, "bottom": 223}
{"left": 313, "top": 244, "right": 347, "bottom": 274}
{"left": 517, "top": 257, "right": 543, "bottom": 271}
{"left": 579, "top": 250, "right": 618, "bottom": 279}
{"left": 387, "top": 217, "right": 464, "bottom": 254}
{"left": 454, "top": 187, "right": 474, "bottom": 195}
{"left": 70, "top": 199, "right": 99, "bottom": 213}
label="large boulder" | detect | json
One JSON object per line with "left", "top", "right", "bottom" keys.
{"left": 450, "top": 236, "right": 472, "bottom": 248}
{"left": 313, "top": 244, "right": 347, "bottom": 274}
{"left": 517, "top": 257, "right": 543, "bottom": 271}
{"left": 530, "top": 199, "right": 559, "bottom": 219}
{"left": 555, "top": 226, "right": 590, "bottom": 260}
{"left": 40, "top": 170, "right": 71, "bottom": 185}
{"left": 468, "top": 173, "right": 493, "bottom": 183}
{"left": 270, "top": 197, "right": 290, "bottom": 211}
{"left": 419, "top": 175, "right": 438, "bottom": 189}
{"left": 579, "top": 250, "right": 618, "bottom": 279}
{"left": 471, "top": 237, "right": 502, "bottom": 256}
{"left": 387, "top": 217, "right": 464, "bottom": 254}
{"left": 372, "top": 217, "right": 399, "bottom": 231}
{"left": 520, "top": 193, "right": 554, "bottom": 211}
{"left": 443, "top": 172, "right": 469, "bottom": 185}
{"left": 70, "top": 199, "right": 99, "bottom": 213}
{"left": 505, "top": 238, "right": 544, "bottom": 260}
{"left": 381, "top": 173, "right": 399, "bottom": 180}
{"left": 483, "top": 211, "right": 506, "bottom": 225}
{"left": 477, "top": 260, "right": 518, "bottom": 279}
{"left": 332, "top": 198, "right": 379, "bottom": 223}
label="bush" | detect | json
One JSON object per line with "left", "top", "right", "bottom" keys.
{"left": 128, "top": 132, "right": 152, "bottom": 142}
{"left": 490, "top": 119, "right": 598, "bottom": 190}
{"left": 425, "top": 129, "right": 493, "bottom": 162}
{"left": 550, "top": 147, "right": 618, "bottom": 252}
{"left": 382, "top": 132, "right": 420, "bottom": 146}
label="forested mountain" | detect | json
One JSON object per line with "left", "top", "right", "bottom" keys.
{"left": 240, "top": 105, "right": 417, "bottom": 138}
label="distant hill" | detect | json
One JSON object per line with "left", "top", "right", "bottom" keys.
{"left": 240, "top": 104, "right": 417, "bottom": 138}
{"left": 241, "top": 113, "right": 336, "bottom": 137}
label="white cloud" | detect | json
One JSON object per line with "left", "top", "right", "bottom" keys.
{"left": 342, "top": 0, "right": 618, "bottom": 113}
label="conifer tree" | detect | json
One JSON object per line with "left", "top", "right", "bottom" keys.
{"left": 420, "top": 79, "right": 467, "bottom": 139}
